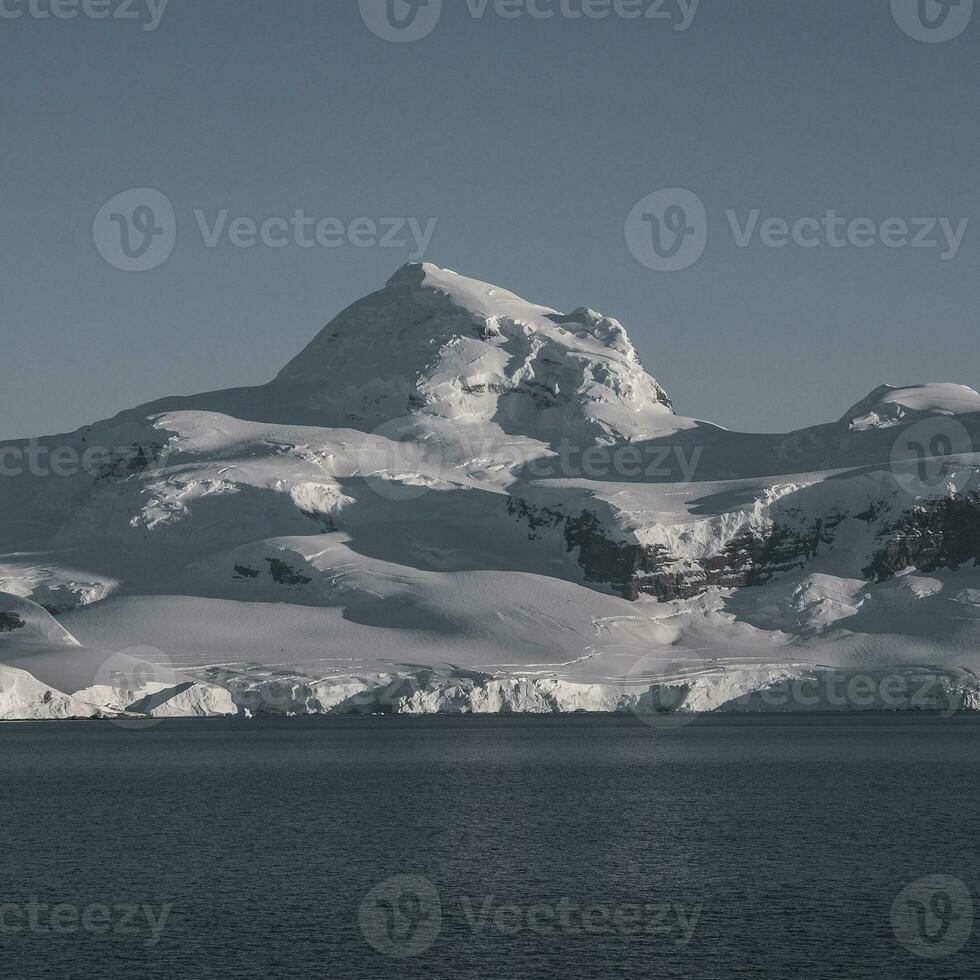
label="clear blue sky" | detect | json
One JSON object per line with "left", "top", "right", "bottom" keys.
{"left": 2, "top": 0, "right": 978, "bottom": 438}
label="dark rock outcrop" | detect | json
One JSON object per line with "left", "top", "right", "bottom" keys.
{"left": 510, "top": 499, "right": 843, "bottom": 601}
{"left": 864, "top": 492, "right": 980, "bottom": 581}
{"left": 0, "top": 612, "right": 26, "bottom": 632}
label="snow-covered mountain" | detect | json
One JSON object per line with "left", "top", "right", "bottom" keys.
{"left": 3, "top": 263, "right": 979, "bottom": 719}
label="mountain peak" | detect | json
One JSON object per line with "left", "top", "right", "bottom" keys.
{"left": 841, "top": 383, "right": 980, "bottom": 430}
{"left": 385, "top": 260, "right": 428, "bottom": 286}
{"left": 381, "top": 261, "right": 562, "bottom": 323}
{"left": 275, "top": 263, "right": 675, "bottom": 442}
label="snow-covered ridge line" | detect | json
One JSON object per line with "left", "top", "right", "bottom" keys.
{"left": 1, "top": 262, "right": 979, "bottom": 722}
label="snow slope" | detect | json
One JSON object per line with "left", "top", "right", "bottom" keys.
{"left": 842, "top": 383, "right": 980, "bottom": 430}
{"left": 2, "top": 262, "right": 979, "bottom": 719}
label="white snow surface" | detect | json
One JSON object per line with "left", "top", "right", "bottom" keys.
{"left": 2, "top": 263, "right": 979, "bottom": 719}
{"left": 842, "top": 383, "right": 980, "bottom": 430}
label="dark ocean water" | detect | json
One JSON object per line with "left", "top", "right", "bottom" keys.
{"left": 1, "top": 714, "right": 978, "bottom": 979}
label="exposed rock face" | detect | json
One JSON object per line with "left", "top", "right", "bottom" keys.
{"left": 511, "top": 481, "right": 980, "bottom": 602}
{"left": 508, "top": 498, "right": 848, "bottom": 601}
{"left": 864, "top": 492, "right": 980, "bottom": 581}
{"left": 95, "top": 443, "right": 170, "bottom": 479}
{"left": 0, "top": 612, "right": 26, "bottom": 632}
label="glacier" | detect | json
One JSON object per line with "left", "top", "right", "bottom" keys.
{"left": 2, "top": 262, "right": 979, "bottom": 721}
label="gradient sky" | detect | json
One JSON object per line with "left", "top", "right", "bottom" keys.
{"left": 2, "top": 0, "right": 978, "bottom": 439}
